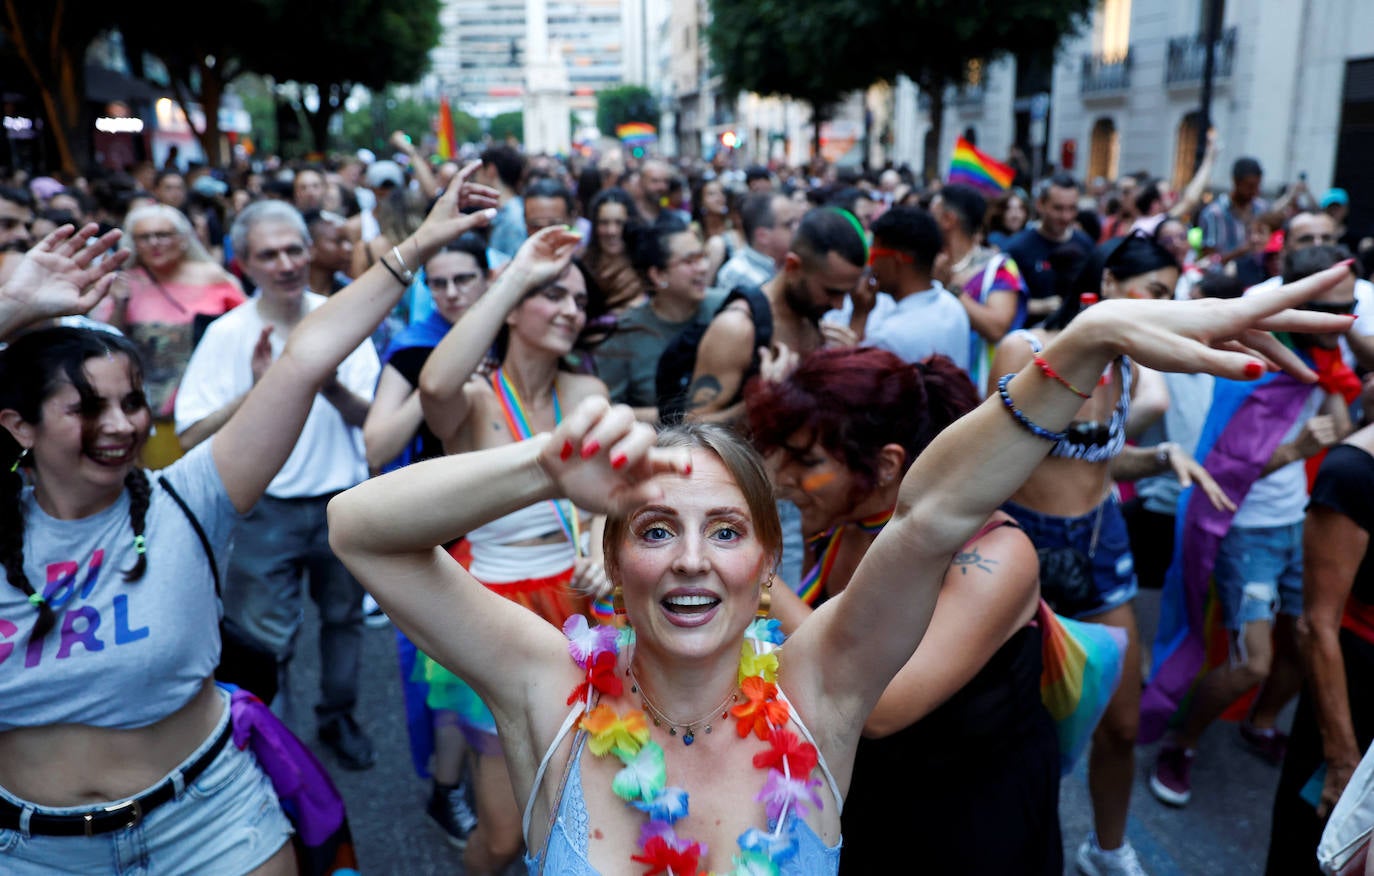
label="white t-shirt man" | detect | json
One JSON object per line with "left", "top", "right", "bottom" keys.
{"left": 175, "top": 292, "right": 379, "bottom": 498}
{"left": 862, "top": 281, "right": 972, "bottom": 373}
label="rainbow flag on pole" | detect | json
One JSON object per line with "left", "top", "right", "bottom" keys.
{"left": 948, "top": 136, "right": 1014, "bottom": 193}
{"left": 436, "top": 96, "right": 455, "bottom": 160}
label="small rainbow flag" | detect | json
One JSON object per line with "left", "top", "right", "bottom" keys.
{"left": 615, "top": 122, "right": 657, "bottom": 147}
{"left": 436, "top": 96, "right": 455, "bottom": 160}
{"left": 948, "top": 136, "right": 1014, "bottom": 194}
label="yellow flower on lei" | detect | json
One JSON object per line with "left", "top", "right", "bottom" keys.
{"left": 738, "top": 641, "right": 778, "bottom": 684}
{"left": 580, "top": 704, "right": 650, "bottom": 759}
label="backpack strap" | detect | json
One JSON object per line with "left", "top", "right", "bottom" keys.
{"left": 158, "top": 475, "right": 221, "bottom": 598}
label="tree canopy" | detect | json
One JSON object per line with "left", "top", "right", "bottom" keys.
{"left": 595, "top": 85, "right": 659, "bottom": 137}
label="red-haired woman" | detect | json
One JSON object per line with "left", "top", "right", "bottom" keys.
{"left": 747, "top": 347, "right": 1059, "bottom": 874}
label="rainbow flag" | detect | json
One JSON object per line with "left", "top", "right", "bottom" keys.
{"left": 1039, "top": 601, "right": 1127, "bottom": 775}
{"left": 616, "top": 122, "right": 657, "bottom": 148}
{"left": 436, "top": 96, "right": 455, "bottom": 160}
{"left": 948, "top": 136, "right": 1014, "bottom": 194}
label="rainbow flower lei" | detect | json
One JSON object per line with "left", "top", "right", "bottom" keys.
{"left": 562, "top": 614, "right": 821, "bottom": 876}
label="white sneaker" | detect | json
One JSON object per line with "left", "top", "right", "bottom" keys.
{"left": 1076, "top": 833, "right": 1149, "bottom": 876}
{"left": 362, "top": 594, "right": 390, "bottom": 628}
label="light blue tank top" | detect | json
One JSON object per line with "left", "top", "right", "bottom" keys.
{"left": 524, "top": 732, "right": 842, "bottom": 875}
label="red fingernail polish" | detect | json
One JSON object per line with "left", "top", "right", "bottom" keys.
{"left": 611, "top": 453, "right": 627, "bottom": 470}
{"left": 1244, "top": 362, "right": 1264, "bottom": 379}
{"left": 1338, "top": 258, "right": 1355, "bottom": 268}
{"left": 559, "top": 440, "right": 573, "bottom": 461}
{"left": 683, "top": 462, "right": 692, "bottom": 475}
{"left": 581, "top": 440, "right": 600, "bottom": 459}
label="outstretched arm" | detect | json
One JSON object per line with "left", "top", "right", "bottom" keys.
{"left": 0, "top": 224, "right": 129, "bottom": 339}
{"left": 418, "top": 225, "right": 581, "bottom": 448}
{"left": 783, "top": 262, "right": 1360, "bottom": 738}
{"left": 213, "top": 163, "right": 498, "bottom": 512}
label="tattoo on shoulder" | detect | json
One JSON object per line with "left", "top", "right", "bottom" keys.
{"left": 951, "top": 548, "right": 998, "bottom": 576}
{"left": 685, "top": 375, "right": 723, "bottom": 410}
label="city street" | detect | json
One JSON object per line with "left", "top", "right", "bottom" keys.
{"left": 285, "top": 588, "right": 1292, "bottom": 874}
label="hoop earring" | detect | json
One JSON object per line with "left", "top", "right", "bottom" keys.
{"left": 756, "top": 575, "right": 774, "bottom": 618}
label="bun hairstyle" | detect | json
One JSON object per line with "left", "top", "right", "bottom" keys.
{"left": 746, "top": 346, "right": 979, "bottom": 493}
{"left": 1, "top": 328, "right": 153, "bottom": 642}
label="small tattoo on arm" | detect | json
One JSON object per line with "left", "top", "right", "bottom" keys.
{"left": 951, "top": 548, "right": 998, "bottom": 575}
{"left": 684, "top": 375, "right": 723, "bottom": 411}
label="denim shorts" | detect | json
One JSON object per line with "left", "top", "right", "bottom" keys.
{"left": 1002, "top": 494, "right": 1138, "bottom": 620}
{"left": 0, "top": 689, "right": 293, "bottom": 875}
{"left": 1213, "top": 522, "right": 1304, "bottom": 630}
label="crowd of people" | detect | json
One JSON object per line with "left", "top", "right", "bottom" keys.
{"left": 1, "top": 133, "right": 1372, "bottom": 876}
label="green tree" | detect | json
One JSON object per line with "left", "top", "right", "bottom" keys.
{"left": 122, "top": 0, "right": 284, "bottom": 166}
{"left": 595, "top": 85, "right": 658, "bottom": 137}
{"left": 489, "top": 111, "right": 523, "bottom": 145}
{"left": 270, "top": 0, "right": 441, "bottom": 152}
{"left": 707, "top": 0, "right": 1091, "bottom": 163}
{"left": 1, "top": 2, "right": 120, "bottom": 175}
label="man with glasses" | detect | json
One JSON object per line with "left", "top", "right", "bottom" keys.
{"left": 176, "top": 201, "right": 381, "bottom": 772}
{"left": 0, "top": 186, "right": 35, "bottom": 286}
{"left": 1151, "top": 246, "right": 1357, "bottom": 809}
{"left": 861, "top": 206, "right": 971, "bottom": 374}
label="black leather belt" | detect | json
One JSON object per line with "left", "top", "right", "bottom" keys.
{"left": 0, "top": 719, "right": 233, "bottom": 837}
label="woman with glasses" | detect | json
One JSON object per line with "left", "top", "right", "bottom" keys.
{"left": 99, "top": 204, "right": 245, "bottom": 468}
{"left": 987, "top": 231, "right": 1234, "bottom": 875}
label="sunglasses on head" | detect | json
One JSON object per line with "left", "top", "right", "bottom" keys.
{"left": 1300, "top": 300, "right": 1358, "bottom": 316}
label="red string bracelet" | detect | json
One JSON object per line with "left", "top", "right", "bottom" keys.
{"left": 1033, "top": 355, "right": 1093, "bottom": 399}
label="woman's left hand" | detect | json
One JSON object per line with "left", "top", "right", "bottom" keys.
{"left": 1069, "top": 262, "right": 1356, "bottom": 382}
{"left": 1164, "top": 445, "right": 1237, "bottom": 513}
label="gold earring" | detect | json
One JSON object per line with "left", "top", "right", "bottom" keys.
{"left": 756, "top": 576, "right": 774, "bottom": 618}
{"left": 612, "top": 584, "right": 625, "bottom": 617}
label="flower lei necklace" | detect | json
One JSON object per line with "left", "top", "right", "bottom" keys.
{"left": 562, "top": 614, "right": 824, "bottom": 876}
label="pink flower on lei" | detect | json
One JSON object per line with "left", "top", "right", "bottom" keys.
{"left": 756, "top": 769, "right": 823, "bottom": 823}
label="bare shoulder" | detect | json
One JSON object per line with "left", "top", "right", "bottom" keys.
{"left": 558, "top": 371, "right": 609, "bottom": 405}
{"left": 700, "top": 305, "right": 758, "bottom": 353}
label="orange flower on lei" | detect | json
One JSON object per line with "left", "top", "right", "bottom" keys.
{"left": 730, "top": 675, "right": 789, "bottom": 740}
{"left": 580, "top": 704, "right": 650, "bottom": 758}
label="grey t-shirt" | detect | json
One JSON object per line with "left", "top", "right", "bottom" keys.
{"left": 596, "top": 288, "right": 727, "bottom": 408}
{"left": 0, "top": 441, "right": 239, "bottom": 731}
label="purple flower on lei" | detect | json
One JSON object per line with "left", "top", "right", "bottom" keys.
{"left": 563, "top": 615, "right": 619, "bottom": 668}
{"left": 756, "top": 770, "right": 823, "bottom": 822}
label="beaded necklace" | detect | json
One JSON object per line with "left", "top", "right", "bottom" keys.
{"left": 562, "top": 614, "right": 824, "bottom": 875}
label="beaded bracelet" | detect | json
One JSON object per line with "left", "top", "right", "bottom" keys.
{"left": 997, "top": 373, "right": 1067, "bottom": 442}
{"left": 1033, "top": 355, "right": 1092, "bottom": 399}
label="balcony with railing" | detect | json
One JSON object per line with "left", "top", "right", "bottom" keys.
{"left": 1081, "top": 49, "right": 1131, "bottom": 96}
{"left": 1166, "top": 26, "right": 1237, "bottom": 86}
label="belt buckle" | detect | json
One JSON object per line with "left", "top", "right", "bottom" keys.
{"left": 83, "top": 799, "right": 143, "bottom": 837}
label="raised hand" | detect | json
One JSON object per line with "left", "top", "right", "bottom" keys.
{"left": 1063, "top": 261, "right": 1357, "bottom": 382}
{"left": 0, "top": 224, "right": 130, "bottom": 328}
{"left": 506, "top": 224, "right": 583, "bottom": 291}
{"left": 537, "top": 396, "right": 691, "bottom": 516}
{"left": 414, "top": 161, "right": 498, "bottom": 250}
{"left": 250, "top": 326, "right": 274, "bottom": 384}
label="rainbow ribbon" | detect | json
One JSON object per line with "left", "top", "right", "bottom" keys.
{"left": 795, "top": 507, "right": 895, "bottom": 605}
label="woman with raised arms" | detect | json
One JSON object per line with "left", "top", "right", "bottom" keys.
{"left": 328, "top": 261, "right": 1354, "bottom": 874}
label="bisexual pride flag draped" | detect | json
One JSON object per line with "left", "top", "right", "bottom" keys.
{"left": 948, "top": 136, "right": 1014, "bottom": 194}
{"left": 1138, "top": 372, "right": 1318, "bottom": 743}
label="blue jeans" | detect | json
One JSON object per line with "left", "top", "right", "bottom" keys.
{"left": 0, "top": 689, "right": 292, "bottom": 874}
{"left": 1002, "top": 494, "right": 1138, "bottom": 619}
{"left": 1213, "top": 522, "right": 1304, "bottom": 630}
{"left": 224, "top": 493, "right": 364, "bottom": 727}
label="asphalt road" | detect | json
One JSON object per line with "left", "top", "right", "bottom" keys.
{"left": 284, "top": 588, "right": 1291, "bottom": 874}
